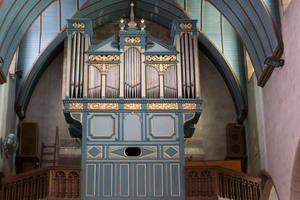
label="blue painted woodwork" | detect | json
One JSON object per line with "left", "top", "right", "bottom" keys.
{"left": 81, "top": 112, "right": 185, "bottom": 199}
{"left": 62, "top": 9, "right": 204, "bottom": 198}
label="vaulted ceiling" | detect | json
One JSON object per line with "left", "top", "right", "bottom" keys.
{"left": 0, "top": 0, "right": 282, "bottom": 121}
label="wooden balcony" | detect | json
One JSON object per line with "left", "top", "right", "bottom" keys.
{"left": 1, "top": 165, "right": 261, "bottom": 200}
{"left": 185, "top": 166, "right": 261, "bottom": 200}
{"left": 1, "top": 166, "right": 80, "bottom": 200}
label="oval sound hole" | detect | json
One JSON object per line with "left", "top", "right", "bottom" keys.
{"left": 125, "top": 147, "right": 141, "bottom": 157}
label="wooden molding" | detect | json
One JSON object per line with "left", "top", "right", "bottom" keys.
{"left": 0, "top": 67, "right": 7, "bottom": 84}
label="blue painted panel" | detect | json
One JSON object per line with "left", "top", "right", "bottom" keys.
{"left": 136, "top": 164, "right": 146, "bottom": 197}
{"left": 153, "top": 164, "right": 163, "bottom": 197}
{"left": 0, "top": 0, "right": 26, "bottom": 53}
{"left": 90, "top": 115, "right": 114, "bottom": 138}
{"left": 0, "top": 1, "right": 15, "bottom": 29}
{"left": 150, "top": 115, "right": 175, "bottom": 137}
{"left": 223, "top": 0, "right": 265, "bottom": 66}
{"left": 123, "top": 114, "right": 142, "bottom": 141}
{"left": 61, "top": 0, "right": 77, "bottom": 28}
{"left": 177, "top": 0, "right": 184, "bottom": 8}
{"left": 186, "top": 0, "right": 201, "bottom": 28}
{"left": 103, "top": 164, "right": 113, "bottom": 197}
{"left": 41, "top": 1, "right": 60, "bottom": 51}
{"left": 170, "top": 163, "right": 180, "bottom": 197}
{"left": 75, "top": 0, "right": 127, "bottom": 19}
{"left": 262, "top": 0, "right": 281, "bottom": 37}
{"left": 236, "top": 0, "right": 273, "bottom": 57}
{"left": 4, "top": 0, "right": 52, "bottom": 76}
{"left": 79, "top": 0, "right": 88, "bottom": 8}
{"left": 209, "top": 0, "right": 262, "bottom": 76}
{"left": 86, "top": 164, "right": 96, "bottom": 197}
{"left": 120, "top": 164, "right": 130, "bottom": 197}
{"left": 245, "top": 0, "right": 278, "bottom": 51}
{"left": 202, "top": 1, "right": 222, "bottom": 51}
{"left": 222, "top": 16, "right": 246, "bottom": 93}
{"left": 17, "top": 17, "right": 40, "bottom": 85}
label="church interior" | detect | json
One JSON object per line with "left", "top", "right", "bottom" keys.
{"left": 0, "top": 0, "right": 299, "bottom": 199}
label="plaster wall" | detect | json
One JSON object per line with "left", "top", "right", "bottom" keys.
{"left": 0, "top": 52, "right": 18, "bottom": 176}
{"left": 192, "top": 51, "right": 236, "bottom": 160}
{"left": 24, "top": 51, "right": 70, "bottom": 155}
{"left": 262, "top": 1, "right": 300, "bottom": 199}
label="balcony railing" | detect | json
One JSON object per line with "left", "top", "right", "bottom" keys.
{"left": 185, "top": 166, "right": 261, "bottom": 200}
{"left": 1, "top": 165, "right": 261, "bottom": 200}
{"left": 1, "top": 166, "right": 80, "bottom": 200}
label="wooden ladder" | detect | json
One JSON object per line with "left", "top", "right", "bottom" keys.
{"left": 40, "top": 127, "right": 59, "bottom": 168}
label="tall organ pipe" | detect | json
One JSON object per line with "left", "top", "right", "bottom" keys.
{"left": 189, "top": 33, "right": 195, "bottom": 98}
{"left": 75, "top": 32, "right": 81, "bottom": 98}
{"left": 125, "top": 47, "right": 141, "bottom": 98}
{"left": 70, "top": 33, "right": 77, "bottom": 98}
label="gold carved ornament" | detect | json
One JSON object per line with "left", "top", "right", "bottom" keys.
{"left": 124, "top": 103, "right": 142, "bottom": 110}
{"left": 87, "top": 103, "right": 118, "bottom": 110}
{"left": 125, "top": 37, "right": 141, "bottom": 43}
{"left": 182, "top": 103, "right": 197, "bottom": 110}
{"left": 149, "top": 64, "right": 174, "bottom": 75}
{"left": 89, "top": 55, "right": 120, "bottom": 61}
{"left": 180, "top": 23, "right": 192, "bottom": 29}
{"left": 72, "top": 22, "right": 85, "bottom": 29}
{"left": 147, "top": 103, "right": 178, "bottom": 110}
{"left": 146, "top": 55, "right": 176, "bottom": 62}
{"left": 93, "top": 64, "right": 117, "bottom": 75}
{"left": 69, "top": 103, "right": 83, "bottom": 110}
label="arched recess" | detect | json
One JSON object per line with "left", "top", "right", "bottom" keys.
{"left": 291, "top": 139, "right": 300, "bottom": 200}
{"left": 15, "top": 2, "right": 246, "bottom": 121}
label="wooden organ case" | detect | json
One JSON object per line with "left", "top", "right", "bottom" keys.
{"left": 63, "top": 3, "right": 202, "bottom": 199}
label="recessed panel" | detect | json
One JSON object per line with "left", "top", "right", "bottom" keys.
{"left": 150, "top": 116, "right": 175, "bottom": 137}
{"left": 124, "top": 114, "right": 142, "bottom": 141}
{"left": 90, "top": 115, "right": 115, "bottom": 137}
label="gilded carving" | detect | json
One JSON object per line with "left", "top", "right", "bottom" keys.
{"left": 149, "top": 64, "right": 174, "bottom": 75}
{"left": 124, "top": 103, "right": 142, "bottom": 110}
{"left": 146, "top": 55, "right": 176, "bottom": 61}
{"left": 182, "top": 103, "right": 197, "bottom": 110}
{"left": 180, "top": 23, "right": 192, "bottom": 29}
{"left": 93, "top": 64, "right": 117, "bottom": 75}
{"left": 89, "top": 55, "right": 120, "bottom": 61}
{"left": 72, "top": 22, "right": 85, "bottom": 29}
{"left": 147, "top": 103, "right": 178, "bottom": 110}
{"left": 125, "top": 37, "right": 141, "bottom": 43}
{"left": 88, "top": 103, "right": 118, "bottom": 110}
{"left": 69, "top": 103, "right": 83, "bottom": 110}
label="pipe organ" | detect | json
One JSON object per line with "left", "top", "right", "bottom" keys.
{"left": 63, "top": 2, "right": 202, "bottom": 199}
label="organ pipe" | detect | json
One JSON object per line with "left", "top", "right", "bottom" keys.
{"left": 125, "top": 47, "right": 141, "bottom": 98}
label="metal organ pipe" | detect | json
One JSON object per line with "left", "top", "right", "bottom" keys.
{"left": 181, "top": 33, "right": 196, "bottom": 99}
{"left": 189, "top": 33, "right": 195, "bottom": 98}
{"left": 70, "top": 33, "right": 77, "bottom": 98}
{"left": 125, "top": 47, "right": 141, "bottom": 98}
{"left": 75, "top": 32, "right": 81, "bottom": 98}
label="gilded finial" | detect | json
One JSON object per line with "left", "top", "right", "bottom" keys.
{"left": 140, "top": 18, "right": 146, "bottom": 31}
{"left": 128, "top": 1, "right": 137, "bottom": 27}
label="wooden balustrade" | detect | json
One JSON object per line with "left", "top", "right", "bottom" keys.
{"left": 185, "top": 166, "right": 261, "bottom": 200}
{"left": 1, "top": 166, "right": 80, "bottom": 200}
{"left": 1, "top": 165, "right": 260, "bottom": 199}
